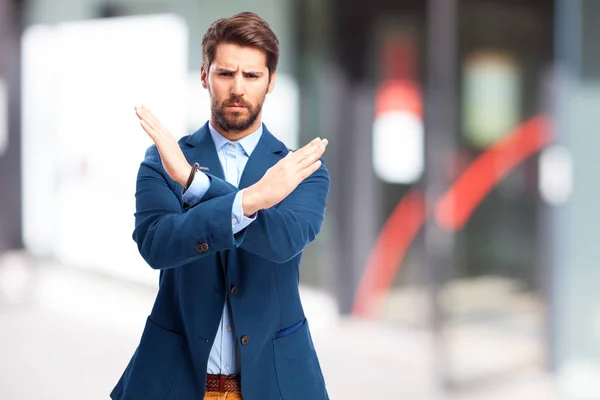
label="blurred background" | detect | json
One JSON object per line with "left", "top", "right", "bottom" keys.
{"left": 1, "top": 0, "right": 600, "bottom": 399}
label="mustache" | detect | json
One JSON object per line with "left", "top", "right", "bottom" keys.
{"left": 222, "top": 97, "right": 252, "bottom": 108}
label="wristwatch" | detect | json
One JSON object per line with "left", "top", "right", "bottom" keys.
{"left": 185, "top": 162, "right": 201, "bottom": 191}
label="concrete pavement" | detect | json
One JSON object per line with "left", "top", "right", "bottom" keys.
{"left": 0, "top": 253, "right": 557, "bottom": 399}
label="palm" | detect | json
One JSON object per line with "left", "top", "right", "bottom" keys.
{"left": 134, "top": 105, "right": 191, "bottom": 186}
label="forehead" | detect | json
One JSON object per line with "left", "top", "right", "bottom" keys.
{"left": 211, "top": 43, "right": 268, "bottom": 71}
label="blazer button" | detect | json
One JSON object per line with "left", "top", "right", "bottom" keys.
{"left": 230, "top": 286, "right": 238, "bottom": 295}
{"left": 241, "top": 336, "right": 250, "bottom": 346}
{"left": 196, "top": 243, "right": 209, "bottom": 253}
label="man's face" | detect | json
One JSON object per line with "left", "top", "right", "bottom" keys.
{"left": 201, "top": 43, "right": 276, "bottom": 136}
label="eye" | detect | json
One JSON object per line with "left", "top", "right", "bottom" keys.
{"left": 219, "top": 72, "right": 233, "bottom": 77}
{"left": 246, "top": 74, "right": 259, "bottom": 79}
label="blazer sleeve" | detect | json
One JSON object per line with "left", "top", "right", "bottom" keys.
{"left": 132, "top": 146, "right": 247, "bottom": 270}
{"left": 240, "top": 163, "right": 329, "bottom": 263}
{"left": 191, "top": 160, "right": 330, "bottom": 264}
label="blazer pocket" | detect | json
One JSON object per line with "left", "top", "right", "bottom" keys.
{"left": 272, "top": 318, "right": 328, "bottom": 400}
{"left": 122, "top": 317, "right": 184, "bottom": 400}
{"left": 275, "top": 319, "right": 305, "bottom": 338}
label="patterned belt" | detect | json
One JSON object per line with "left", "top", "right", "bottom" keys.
{"left": 206, "top": 374, "right": 241, "bottom": 393}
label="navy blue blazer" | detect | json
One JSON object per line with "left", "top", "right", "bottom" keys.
{"left": 110, "top": 123, "right": 330, "bottom": 400}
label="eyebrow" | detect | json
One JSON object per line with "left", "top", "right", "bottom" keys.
{"left": 214, "top": 67, "right": 264, "bottom": 75}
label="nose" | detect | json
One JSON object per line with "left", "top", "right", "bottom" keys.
{"left": 231, "top": 74, "right": 244, "bottom": 98}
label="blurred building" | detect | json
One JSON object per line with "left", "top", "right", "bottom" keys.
{"left": 1, "top": 0, "right": 600, "bottom": 397}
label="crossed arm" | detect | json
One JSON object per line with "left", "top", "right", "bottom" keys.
{"left": 132, "top": 105, "right": 329, "bottom": 269}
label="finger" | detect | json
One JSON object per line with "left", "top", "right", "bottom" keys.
{"left": 292, "top": 141, "right": 324, "bottom": 167}
{"left": 299, "top": 141, "right": 327, "bottom": 167}
{"left": 136, "top": 105, "right": 165, "bottom": 134}
{"left": 139, "top": 105, "right": 162, "bottom": 128}
{"left": 292, "top": 137, "right": 322, "bottom": 161}
{"left": 277, "top": 149, "right": 295, "bottom": 166}
{"left": 299, "top": 160, "right": 322, "bottom": 180}
{"left": 136, "top": 106, "right": 157, "bottom": 128}
{"left": 305, "top": 137, "right": 327, "bottom": 154}
{"left": 140, "top": 120, "right": 157, "bottom": 139}
{"left": 135, "top": 104, "right": 150, "bottom": 119}
{"left": 135, "top": 106, "right": 155, "bottom": 131}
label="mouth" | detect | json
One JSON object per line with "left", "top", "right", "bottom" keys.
{"left": 225, "top": 104, "right": 247, "bottom": 110}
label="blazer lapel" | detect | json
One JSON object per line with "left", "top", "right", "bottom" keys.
{"left": 184, "top": 122, "right": 225, "bottom": 180}
{"left": 238, "top": 124, "right": 287, "bottom": 189}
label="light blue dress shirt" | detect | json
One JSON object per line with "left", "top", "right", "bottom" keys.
{"left": 182, "top": 122, "right": 261, "bottom": 375}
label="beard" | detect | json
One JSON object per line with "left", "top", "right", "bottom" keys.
{"left": 210, "top": 90, "right": 266, "bottom": 133}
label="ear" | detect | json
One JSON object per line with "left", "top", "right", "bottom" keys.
{"left": 200, "top": 65, "right": 208, "bottom": 89}
{"left": 267, "top": 70, "right": 277, "bottom": 94}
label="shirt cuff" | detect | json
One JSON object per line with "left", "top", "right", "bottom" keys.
{"left": 232, "top": 189, "right": 256, "bottom": 234}
{"left": 182, "top": 170, "right": 210, "bottom": 207}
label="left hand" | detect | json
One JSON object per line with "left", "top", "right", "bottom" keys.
{"left": 242, "top": 137, "right": 328, "bottom": 216}
{"left": 135, "top": 105, "right": 192, "bottom": 187}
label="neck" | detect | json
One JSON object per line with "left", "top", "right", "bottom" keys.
{"left": 210, "top": 116, "right": 262, "bottom": 142}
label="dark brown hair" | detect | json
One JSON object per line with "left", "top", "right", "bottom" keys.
{"left": 202, "top": 12, "right": 280, "bottom": 77}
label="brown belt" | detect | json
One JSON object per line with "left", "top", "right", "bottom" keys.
{"left": 206, "top": 374, "right": 241, "bottom": 393}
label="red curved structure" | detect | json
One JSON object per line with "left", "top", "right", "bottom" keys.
{"left": 352, "top": 190, "right": 426, "bottom": 317}
{"left": 435, "top": 117, "right": 553, "bottom": 231}
{"left": 352, "top": 116, "right": 553, "bottom": 318}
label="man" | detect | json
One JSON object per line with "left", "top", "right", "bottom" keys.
{"left": 110, "top": 12, "right": 330, "bottom": 400}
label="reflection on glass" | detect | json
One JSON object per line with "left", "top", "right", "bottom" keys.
{"left": 372, "top": 31, "right": 423, "bottom": 184}
{"left": 463, "top": 51, "right": 521, "bottom": 148}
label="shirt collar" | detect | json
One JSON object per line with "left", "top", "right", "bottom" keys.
{"left": 208, "top": 121, "right": 263, "bottom": 157}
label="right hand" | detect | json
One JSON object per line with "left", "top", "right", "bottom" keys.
{"left": 135, "top": 105, "right": 192, "bottom": 187}
{"left": 242, "top": 137, "right": 328, "bottom": 216}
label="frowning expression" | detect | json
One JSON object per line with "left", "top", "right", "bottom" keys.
{"left": 201, "top": 43, "right": 276, "bottom": 139}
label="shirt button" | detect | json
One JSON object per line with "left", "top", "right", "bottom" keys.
{"left": 232, "top": 217, "right": 238, "bottom": 225}
{"left": 225, "top": 366, "right": 230, "bottom": 371}
{"left": 241, "top": 336, "right": 250, "bottom": 346}
{"left": 226, "top": 325, "right": 231, "bottom": 331}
